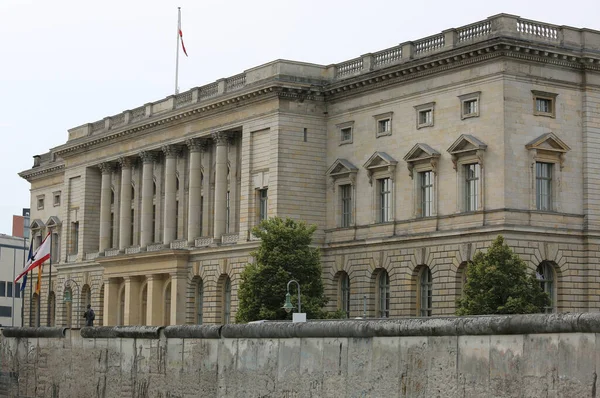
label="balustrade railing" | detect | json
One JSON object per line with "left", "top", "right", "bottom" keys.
{"left": 458, "top": 20, "right": 492, "bottom": 42}
{"left": 175, "top": 91, "right": 193, "bottom": 108}
{"left": 91, "top": 120, "right": 105, "bottom": 133}
{"left": 170, "top": 239, "right": 188, "bottom": 249}
{"left": 336, "top": 58, "right": 363, "bottom": 78}
{"left": 125, "top": 246, "right": 141, "bottom": 254}
{"left": 195, "top": 237, "right": 213, "bottom": 247}
{"left": 222, "top": 233, "right": 239, "bottom": 244}
{"left": 200, "top": 82, "right": 219, "bottom": 100}
{"left": 147, "top": 243, "right": 164, "bottom": 252}
{"left": 373, "top": 46, "right": 402, "bottom": 67}
{"left": 105, "top": 248, "right": 120, "bottom": 257}
{"left": 517, "top": 18, "right": 559, "bottom": 40}
{"left": 130, "top": 106, "right": 146, "bottom": 122}
{"left": 226, "top": 74, "right": 246, "bottom": 91}
{"left": 111, "top": 113, "right": 125, "bottom": 127}
{"left": 414, "top": 34, "right": 445, "bottom": 54}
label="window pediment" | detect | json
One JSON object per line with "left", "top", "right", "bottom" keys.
{"left": 526, "top": 132, "right": 570, "bottom": 169}
{"left": 363, "top": 152, "right": 398, "bottom": 184}
{"left": 447, "top": 134, "right": 487, "bottom": 170}
{"left": 46, "top": 216, "right": 61, "bottom": 228}
{"left": 403, "top": 143, "right": 440, "bottom": 179}
{"left": 327, "top": 159, "right": 358, "bottom": 190}
{"left": 30, "top": 219, "right": 45, "bottom": 230}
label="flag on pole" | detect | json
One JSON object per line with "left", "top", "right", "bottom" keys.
{"left": 35, "top": 264, "right": 43, "bottom": 295}
{"left": 179, "top": 26, "right": 188, "bottom": 56}
{"left": 15, "top": 233, "right": 51, "bottom": 284}
{"left": 20, "top": 239, "right": 34, "bottom": 292}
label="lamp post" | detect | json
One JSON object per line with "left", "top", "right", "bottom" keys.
{"left": 282, "top": 279, "right": 306, "bottom": 322}
{"left": 63, "top": 279, "right": 80, "bottom": 328}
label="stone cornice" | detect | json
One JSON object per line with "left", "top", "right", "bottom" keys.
{"left": 48, "top": 37, "right": 600, "bottom": 160}
{"left": 18, "top": 162, "right": 65, "bottom": 182}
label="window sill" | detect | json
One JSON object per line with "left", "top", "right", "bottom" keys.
{"left": 339, "top": 140, "right": 353, "bottom": 146}
{"left": 461, "top": 113, "right": 479, "bottom": 120}
{"left": 376, "top": 131, "right": 392, "bottom": 138}
{"left": 533, "top": 112, "right": 555, "bottom": 118}
{"left": 417, "top": 123, "right": 433, "bottom": 129}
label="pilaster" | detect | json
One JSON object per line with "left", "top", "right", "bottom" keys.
{"left": 118, "top": 157, "right": 133, "bottom": 249}
{"left": 146, "top": 275, "right": 164, "bottom": 326}
{"left": 124, "top": 276, "right": 141, "bottom": 326}
{"left": 103, "top": 278, "right": 120, "bottom": 326}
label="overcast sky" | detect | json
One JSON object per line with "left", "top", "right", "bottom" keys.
{"left": 0, "top": 0, "right": 598, "bottom": 234}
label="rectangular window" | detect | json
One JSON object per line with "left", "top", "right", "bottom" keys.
{"left": 0, "top": 282, "right": 5, "bottom": 297}
{"left": 51, "top": 233, "right": 59, "bottom": 263}
{"left": 532, "top": 90, "right": 557, "bottom": 117}
{"left": 465, "top": 164, "right": 480, "bottom": 212}
{"left": 71, "top": 222, "right": 79, "bottom": 254}
{"left": 340, "top": 184, "right": 352, "bottom": 227}
{"left": 15, "top": 283, "right": 21, "bottom": 298}
{"left": 536, "top": 98, "right": 551, "bottom": 113}
{"left": 53, "top": 192, "right": 61, "bottom": 206}
{"left": 258, "top": 189, "right": 268, "bottom": 222}
{"left": 7, "top": 282, "right": 12, "bottom": 298}
{"left": 37, "top": 197, "right": 44, "bottom": 210}
{"left": 419, "top": 110, "right": 432, "bottom": 125}
{"left": 378, "top": 119, "right": 390, "bottom": 134}
{"left": 35, "top": 234, "right": 42, "bottom": 250}
{"left": 378, "top": 178, "right": 392, "bottom": 223}
{"left": 536, "top": 162, "right": 553, "bottom": 211}
{"left": 340, "top": 127, "right": 352, "bottom": 143}
{"left": 0, "top": 306, "right": 11, "bottom": 317}
{"left": 463, "top": 100, "right": 478, "bottom": 116}
{"left": 303, "top": 127, "right": 307, "bottom": 142}
{"left": 420, "top": 171, "right": 433, "bottom": 217}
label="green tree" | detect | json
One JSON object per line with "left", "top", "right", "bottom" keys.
{"left": 456, "top": 235, "right": 550, "bottom": 315}
{"left": 236, "top": 217, "right": 328, "bottom": 322}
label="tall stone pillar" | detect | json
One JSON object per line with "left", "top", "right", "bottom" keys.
{"left": 186, "top": 139, "right": 203, "bottom": 242}
{"left": 99, "top": 163, "right": 114, "bottom": 252}
{"left": 229, "top": 135, "right": 239, "bottom": 234}
{"left": 162, "top": 145, "right": 179, "bottom": 245}
{"left": 139, "top": 151, "right": 156, "bottom": 247}
{"left": 123, "top": 276, "right": 141, "bottom": 326}
{"left": 201, "top": 140, "right": 211, "bottom": 236}
{"left": 213, "top": 131, "right": 229, "bottom": 241}
{"left": 146, "top": 275, "right": 164, "bottom": 326}
{"left": 170, "top": 272, "right": 188, "bottom": 325}
{"left": 118, "top": 157, "right": 133, "bottom": 249}
{"left": 103, "top": 278, "right": 120, "bottom": 326}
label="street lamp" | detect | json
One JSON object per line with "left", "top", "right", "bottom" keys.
{"left": 282, "top": 279, "right": 305, "bottom": 322}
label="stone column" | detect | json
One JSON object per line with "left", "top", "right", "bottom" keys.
{"left": 228, "top": 135, "right": 239, "bottom": 234}
{"left": 118, "top": 157, "right": 133, "bottom": 249}
{"left": 162, "top": 145, "right": 180, "bottom": 245}
{"left": 186, "top": 139, "right": 203, "bottom": 242}
{"left": 99, "top": 163, "right": 114, "bottom": 252}
{"left": 201, "top": 140, "right": 211, "bottom": 236}
{"left": 103, "top": 278, "right": 120, "bottom": 326}
{"left": 123, "top": 276, "right": 141, "bottom": 326}
{"left": 213, "top": 131, "right": 229, "bottom": 240}
{"left": 139, "top": 151, "right": 156, "bottom": 247}
{"left": 170, "top": 272, "right": 188, "bottom": 325}
{"left": 146, "top": 275, "right": 164, "bottom": 326}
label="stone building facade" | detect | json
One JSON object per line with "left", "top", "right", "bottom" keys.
{"left": 19, "top": 14, "right": 600, "bottom": 326}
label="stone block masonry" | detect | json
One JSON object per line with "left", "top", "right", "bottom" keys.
{"left": 3, "top": 313, "right": 600, "bottom": 397}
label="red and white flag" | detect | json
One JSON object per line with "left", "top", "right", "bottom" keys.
{"left": 15, "top": 233, "right": 51, "bottom": 283}
{"left": 179, "top": 28, "right": 188, "bottom": 57}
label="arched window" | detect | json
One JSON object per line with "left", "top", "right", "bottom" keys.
{"left": 99, "top": 284, "right": 105, "bottom": 326}
{"left": 378, "top": 270, "right": 390, "bottom": 318}
{"left": 196, "top": 279, "right": 204, "bottom": 325}
{"left": 118, "top": 285, "right": 125, "bottom": 325}
{"left": 164, "top": 282, "right": 172, "bottom": 325}
{"left": 81, "top": 284, "right": 91, "bottom": 310}
{"left": 48, "top": 292, "right": 56, "bottom": 327}
{"left": 31, "top": 293, "right": 40, "bottom": 327}
{"left": 419, "top": 267, "right": 433, "bottom": 317}
{"left": 537, "top": 262, "right": 555, "bottom": 313}
{"left": 140, "top": 284, "right": 148, "bottom": 325}
{"left": 223, "top": 277, "right": 231, "bottom": 324}
{"left": 63, "top": 287, "right": 73, "bottom": 327}
{"left": 338, "top": 272, "right": 350, "bottom": 318}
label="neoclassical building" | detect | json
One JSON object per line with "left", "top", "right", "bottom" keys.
{"left": 20, "top": 14, "right": 600, "bottom": 326}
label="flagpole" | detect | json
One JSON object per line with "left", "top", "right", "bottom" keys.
{"left": 175, "top": 7, "right": 181, "bottom": 95}
{"left": 46, "top": 233, "right": 52, "bottom": 326}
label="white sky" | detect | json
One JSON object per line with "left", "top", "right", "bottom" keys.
{"left": 0, "top": 0, "right": 598, "bottom": 234}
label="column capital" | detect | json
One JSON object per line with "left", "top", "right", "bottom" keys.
{"left": 162, "top": 144, "right": 182, "bottom": 158}
{"left": 186, "top": 138, "right": 206, "bottom": 153}
{"left": 139, "top": 151, "right": 158, "bottom": 164}
{"left": 98, "top": 162, "right": 115, "bottom": 174}
{"left": 146, "top": 274, "right": 164, "bottom": 282}
{"left": 169, "top": 271, "right": 188, "bottom": 279}
{"left": 118, "top": 157, "right": 134, "bottom": 169}
{"left": 212, "top": 131, "right": 230, "bottom": 146}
